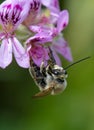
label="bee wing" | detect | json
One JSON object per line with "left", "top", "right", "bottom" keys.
{"left": 32, "top": 87, "right": 53, "bottom": 98}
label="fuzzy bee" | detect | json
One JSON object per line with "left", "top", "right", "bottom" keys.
{"left": 29, "top": 47, "right": 90, "bottom": 98}
{"left": 29, "top": 47, "right": 68, "bottom": 98}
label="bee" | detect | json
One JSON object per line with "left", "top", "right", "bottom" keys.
{"left": 29, "top": 47, "right": 68, "bottom": 98}
{"left": 29, "top": 47, "right": 90, "bottom": 98}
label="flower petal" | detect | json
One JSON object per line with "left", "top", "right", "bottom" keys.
{"left": 41, "top": 0, "right": 60, "bottom": 23}
{"left": 0, "top": 38, "right": 12, "bottom": 68}
{"left": 23, "top": 0, "right": 41, "bottom": 26}
{"left": 29, "top": 25, "right": 41, "bottom": 33}
{"left": 57, "top": 10, "right": 69, "bottom": 33}
{"left": 12, "top": 0, "right": 31, "bottom": 29}
{"left": 29, "top": 45, "right": 49, "bottom": 66}
{"left": 12, "top": 37, "right": 30, "bottom": 68}
{"left": 26, "top": 31, "right": 52, "bottom": 45}
{"left": 0, "top": 32, "right": 5, "bottom": 40}
{"left": 0, "top": 0, "right": 30, "bottom": 30}
{"left": 41, "top": 0, "right": 51, "bottom": 7}
{"left": 53, "top": 37, "right": 73, "bottom": 62}
{"left": 41, "top": 0, "right": 60, "bottom": 11}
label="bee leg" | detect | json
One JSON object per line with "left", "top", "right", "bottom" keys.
{"left": 29, "top": 66, "right": 47, "bottom": 89}
{"left": 29, "top": 59, "right": 47, "bottom": 89}
{"left": 29, "top": 59, "right": 42, "bottom": 80}
{"left": 48, "top": 47, "right": 56, "bottom": 66}
{"left": 40, "top": 61, "right": 46, "bottom": 77}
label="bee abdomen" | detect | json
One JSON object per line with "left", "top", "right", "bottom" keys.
{"left": 38, "top": 78, "right": 47, "bottom": 88}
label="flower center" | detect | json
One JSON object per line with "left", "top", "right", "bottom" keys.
{"left": 0, "top": 4, "right": 22, "bottom": 34}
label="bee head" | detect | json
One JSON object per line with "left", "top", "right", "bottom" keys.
{"left": 51, "top": 65, "right": 68, "bottom": 95}
{"left": 51, "top": 65, "right": 68, "bottom": 79}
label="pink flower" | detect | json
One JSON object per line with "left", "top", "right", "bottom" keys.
{"left": 29, "top": 9, "right": 72, "bottom": 66}
{"left": 51, "top": 37, "right": 73, "bottom": 66}
{"left": 26, "top": 32, "right": 52, "bottom": 66}
{"left": 0, "top": 0, "right": 30, "bottom": 68}
{"left": 0, "top": 0, "right": 30, "bottom": 31}
{"left": 51, "top": 10, "right": 73, "bottom": 65}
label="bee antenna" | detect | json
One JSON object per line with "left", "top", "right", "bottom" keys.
{"left": 64, "top": 56, "right": 91, "bottom": 70}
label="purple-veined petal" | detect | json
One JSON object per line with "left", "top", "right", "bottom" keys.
{"left": 29, "top": 0, "right": 41, "bottom": 12}
{"left": 35, "top": 31, "right": 53, "bottom": 43}
{"left": 53, "top": 37, "right": 73, "bottom": 62}
{"left": 0, "top": 38, "right": 12, "bottom": 68}
{"left": 29, "top": 24, "right": 57, "bottom": 39}
{"left": 0, "top": 1, "right": 12, "bottom": 25}
{"left": 11, "top": 0, "right": 31, "bottom": 29}
{"left": 29, "top": 25, "right": 54, "bottom": 35}
{"left": 23, "top": 0, "right": 41, "bottom": 26}
{"left": 12, "top": 37, "right": 30, "bottom": 68}
{"left": 0, "top": 0, "right": 30, "bottom": 30}
{"left": 57, "top": 10, "right": 69, "bottom": 33}
{"left": 26, "top": 31, "right": 52, "bottom": 45}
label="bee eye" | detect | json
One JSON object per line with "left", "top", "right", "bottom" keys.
{"left": 52, "top": 69, "right": 60, "bottom": 75}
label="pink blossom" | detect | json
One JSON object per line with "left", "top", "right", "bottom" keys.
{"left": 26, "top": 33, "right": 52, "bottom": 66}
{"left": 28, "top": 9, "right": 72, "bottom": 66}
{"left": 51, "top": 37, "right": 73, "bottom": 66}
{"left": 0, "top": 0, "right": 30, "bottom": 31}
{"left": 51, "top": 10, "right": 73, "bottom": 65}
{"left": 0, "top": 0, "right": 30, "bottom": 68}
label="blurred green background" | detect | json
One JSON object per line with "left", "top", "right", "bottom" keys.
{"left": 0, "top": 0, "right": 94, "bottom": 130}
